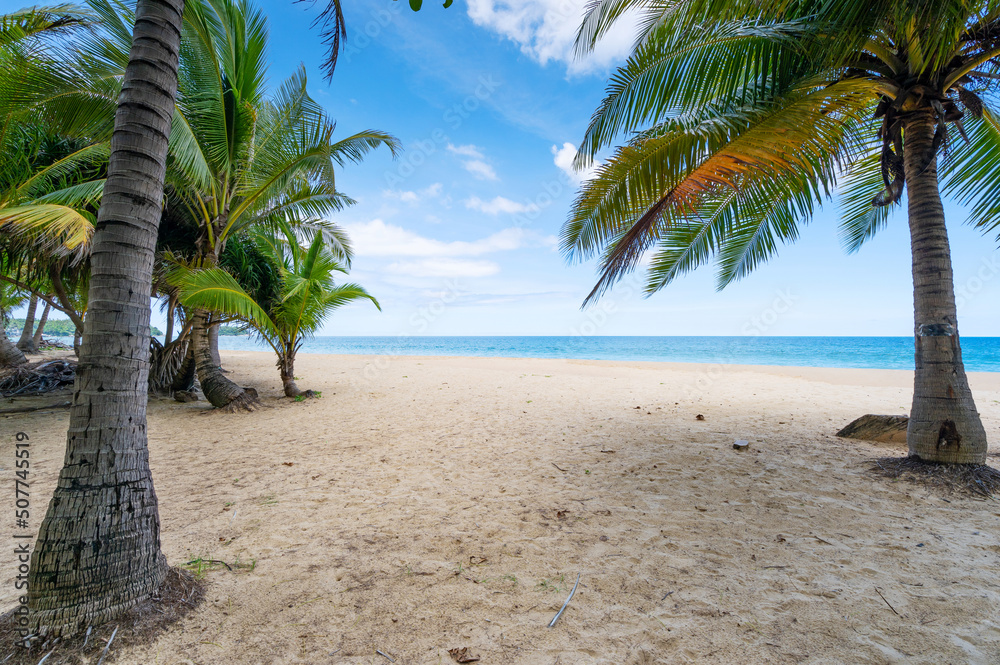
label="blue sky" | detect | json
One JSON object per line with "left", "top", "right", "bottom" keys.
{"left": 13, "top": 0, "right": 1000, "bottom": 336}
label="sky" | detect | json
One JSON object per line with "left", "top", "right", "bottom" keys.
{"left": 11, "top": 0, "right": 1000, "bottom": 337}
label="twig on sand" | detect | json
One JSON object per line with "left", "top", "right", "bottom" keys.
{"left": 661, "top": 591, "right": 674, "bottom": 601}
{"left": 548, "top": 573, "right": 581, "bottom": 628}
{"left": 95, "top": 625, "right": 119, "bottom": 665}
{"left": 35, "top": 649, "right": 55, "bottom": 665}
{"left": 376, "top": 649, "right": 396, "bottom": 662}
{"left": 551, "top": 463, "right": 567, "bottom": 472}
{"left": 874, "top": 587, "right": 899, "bottom": 616}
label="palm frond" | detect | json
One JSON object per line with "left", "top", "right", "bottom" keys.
{"left": 838, "top": 148, "right": 895, "bottom": 252}
{"left": 576, "top": 17, "right": 817, "bottom": 165}
{"left": 0, "top": 204, "right": 95, "bottom": 261}
{"left": 941, "top": 104, "right": 1000, "bottom": 236}
{"left": 565, "top": 78, "right": 876, "bottom": 301}
{"left": 173, "top": 266, "right": 278, "bottom": 336}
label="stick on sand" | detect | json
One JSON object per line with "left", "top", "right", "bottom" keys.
{"left": 548, "top": 573, "right": 581, "bottom": 628}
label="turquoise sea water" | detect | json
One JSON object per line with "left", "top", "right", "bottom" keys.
{"left": 211, "top": 335, "right": 1000, "bottom": 372}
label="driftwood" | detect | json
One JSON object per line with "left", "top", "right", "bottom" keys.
{"left": 836, "top": 414, "right": 908, "bottom": 444}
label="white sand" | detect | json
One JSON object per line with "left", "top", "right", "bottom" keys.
{"left": 3, "top": 352, "right": 999, "bottom": 664}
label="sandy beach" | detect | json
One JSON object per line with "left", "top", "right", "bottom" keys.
{"left": 3, "top": 351, "right": 999, "bottom": 664}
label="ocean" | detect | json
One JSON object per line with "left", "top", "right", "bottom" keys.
{"left": 210, "top": 335, "right": 1000, "bottom": 372}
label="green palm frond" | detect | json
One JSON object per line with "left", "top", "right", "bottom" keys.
{"left": 564, "top": 77, "right": 876, "bottom": 302}
{"left": 330, "top": 129, "right": 401, "bottom": 166}
{"left": 14, "top": 142, "right": 109, "bottom": 200}
{"left": 575, "top": 17, "right": 818, "bottom": 165}
{"left": 0, "top": 4, "right": 91, "bottom": 48}
{"left": 319, "top": 283, "right": 380, "bottom": 312}
{"left": 0, "top": 204, "right": 95, "bottom": 260}
{"left": 941, "top": 104, "right": 1000, "bottom": 235}
{"left": 643, "top": 188, "right": 738, "bottom": 292}
{"left": 173, "top": 266, "right": 278, "bottom": 336}
{"left": 168, "top": 108, "right": 214, "bottom": 192}
{"left": 32, "top": 179, "right": 105, "bottom": 207}
{"left": 838, "top": 149, "right": 895, "bottom": 253}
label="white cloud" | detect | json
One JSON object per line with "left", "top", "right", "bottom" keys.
{"left": 342, "top": 219, "right": 527, "bottom": 257}
{"left": 463, "top": 159, "right": 499, "bottom": 181}
{"left": 466, "top": 0, "right": 639, "bottom": 74}
{"left": 464, "top": 195, "right": 539, "bottom": 216}
{"left": 383, "top": 183, "right": 445, "bottom": 204}
{"left": 447, "top": 143, "right": 485, "bottom": 159}
{"left": 552, "top": 142, "right": 600, "bottom": 184}
{"left": 387, "top": 258, "right": 501, "bottom": 278}
{"left": 447, "top": 144, "right": 499, "bottom": 180}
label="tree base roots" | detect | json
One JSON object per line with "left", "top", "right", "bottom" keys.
{"left": 871, "top": 455, "right": 1000, "bottom": 498}
{"left": 218, "top": 387, "right": 261, "bottom": 413}
{"left": 0, "top": 567, "right": 205, "bottom": 664}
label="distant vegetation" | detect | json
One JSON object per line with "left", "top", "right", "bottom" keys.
{"left": 5, "top": 319, "right": 162, "bottom": 337}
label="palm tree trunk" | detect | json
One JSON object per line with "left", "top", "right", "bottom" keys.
{"left": 17, "top": 294, "right": 38, "bottom": 352}
{"left": 191, "top": 309, "right": 258, "bottom": 410}
{"left": 0, "top": 323, "right": 28, "bottom": 368}
{"left": 169, "top": 343, "right": 196, "bottom": 392}
{"left": 279, "top": 352, "right": 301, "bottom": 397}
{"left": 73, "top": 327, "right": 82, "bottom": 357}
{"left": 32, "top": 302, "right": 51, "bottom": 349}
{"left": 208, "top": 318, "right": 223, "bottom": 370}
{"left": 902, "top": 112, "right": 988, "bottom": 464}
{"left": 164, "top": 297, "right": 175, "bottom": 345}
{"left": 27, "top": 0, "right": 184, "bottom": 637}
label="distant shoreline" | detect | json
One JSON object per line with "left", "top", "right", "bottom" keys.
{"left": 216, "top": 348, "right": 1000, "bottom": 387}
{"left": 207, "top": 335, "right": 1000, "bottom": 373}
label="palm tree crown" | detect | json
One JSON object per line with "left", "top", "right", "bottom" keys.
{"left": 566, "top": 0, "right": 1000, "bottom": 300}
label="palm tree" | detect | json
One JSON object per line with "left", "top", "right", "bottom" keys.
{"left": 22, "top": 0, "right": 403, "bottom": 635}
{"left": 165, "top": 0, "right": 397, "bottom": 410}
{"left": 23, "top": 0, "right": 183, "bottom": 636}
{"left": 175, "top": 231, "right": 379, "bottom": 397}
{"left": 32, "top": 300, "right": 51, "bottom": 348}
{"left": 565, "top": 0, "right": 1000, "bottom": 465}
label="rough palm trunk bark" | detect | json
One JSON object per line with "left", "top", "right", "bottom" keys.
{"left": 0, "top": 322, "right": 28, "bottom": 368}
{"left": 208, "top": 318, "right": 222, "bottom": 368}
{"left": 17, "top": 294, "right": 39, "bottom": 352}
{"left": 27, "top": 0, "right": 184, "bottom": 637}
{"left": 73, "top": 327, "right": 82, "bottom": 357}
{"left": 191, "top": 309, "right": 258, "bottom": 410}
{"left": 279, "top": 353, "right": 300, "bottom": 397}
{"left": 32, "top": 303, "right": 51, "bottom": 349}
{"left": 902, "top": 113, "right": 988, "bottom": 464}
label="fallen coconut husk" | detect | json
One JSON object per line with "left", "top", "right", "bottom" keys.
{"left": 871, "top": 455, "right": 1000, "bottom": 498}
{"left": 837, "top": 414, "right": 908, "bottom": 444}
